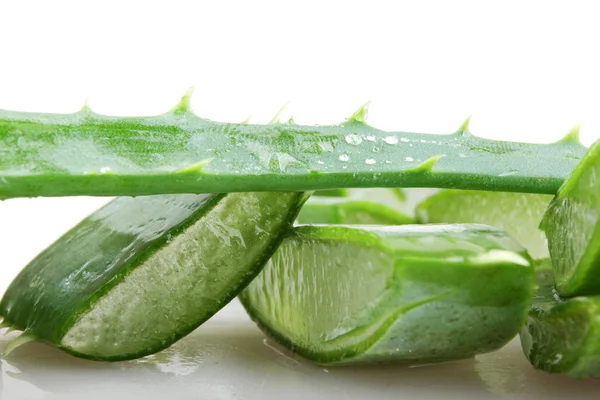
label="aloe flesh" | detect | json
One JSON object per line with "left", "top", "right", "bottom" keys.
{"left": 297, "top": 197, "right": 414, "bottom": 225}
{"left": 520, "top": 270, "right": 600, "bottom": 378}
{"left": 240, "top": 224, "right": 535, "bottom": 365}
{"left": 0, "top": 95, "right": 586, "bottom": 199}
{"left": 542, "top": 139, "right": 600, "bottom": 297}
{"left": 417, "top": 190, "right": 552, "bottom": 260}
{"left": 0, "top": 191, "right": 307, "bottom": 360}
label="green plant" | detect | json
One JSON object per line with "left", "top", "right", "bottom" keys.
{"left": 2, "top": 94, "right": 600, "bottom": 378}
{"left": 0, "top": 91, "right": 586, "bottom": 199}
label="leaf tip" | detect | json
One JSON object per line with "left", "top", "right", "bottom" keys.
{"left": 171, "top": 87, "right": 195, "bottom": 114}
{"left": 177, "top": 158, "right": 213, "bottom": 174}
{"left": 409, "top": 154, "right": 446, "bottom": 173}
{"left": 457, "top": 116, "right": 472, "bottom": 136}
{"left": 346, "top": 101, "right": 371, "bottom": 124}
{"left": 557, "top": 123, "right": 582, "bottom": 144}
{"left": 269, "top": 102, "right": 292, "bottom": 124}
{"left": 241, "top": 115, "right": 254, "bottom": 124}
{"left": 79, "top": 98, "right": 94, "bottom": 114}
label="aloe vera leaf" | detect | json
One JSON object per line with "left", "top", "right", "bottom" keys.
{"left": 0, "top": 191, "right": 308, "bottom": 361}
{"left": 0, "top": 94, "right": 586, "bottom": 199}
{"left": 313, "top": 189, "right": 350, "bottom": 197}
{"left": 541, "top": 139, "right": 600, "bottom": 297}
{"left": 240, "top": 224, "right": 535, "bottom": 365}
{"left": 416, "top": 190, "right": 553, "bottom": 259}
{"left": 297, "top": 197, "right": 414, "bottom": 225}
{"left": 520, "top": 270, "right": 600, "bottom": 378}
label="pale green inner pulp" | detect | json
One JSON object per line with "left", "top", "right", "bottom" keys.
{"left": 243, "top": 238, "right": 393, "bottom": 351}
{"left": 243, "top": 224, "right": 533, "bottom": 364}
{"left": 61, "top": 192, "right": 298, "bottom": 358}
{"left": 416, "top": 190, "right": 552, "bottom": 259}
{"left": 546, "top": 153, "right": 600, "bottom": 292}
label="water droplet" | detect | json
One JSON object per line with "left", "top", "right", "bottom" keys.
{"left": 342, "top": 165, "right": 348, "bottom": 169}
{"left": 99, "top": 167, "right": 111, "bottom": 174}
{"left": 317, "top": 160, "right": 324, "bottom": 165}
{"left": 339, "top": 154, "right": 350, "bottom": 162}
{"left": 385, "top": 160, "right": 391, "bottom": 164}
{"left": 365, "top": 158, "right": 376, "bottom": 165}
{"left": 405, "top": 157, "right": 414, "bottom": 162}
{"left": 459, "top": 154, "right": 467, "bottom": 158}
{"left": 384, "top": 135, "right": 398, "bottom": 145}
{"left": 345, "top": 134, "right": 362, "bottom": 145}
{"left": 372, "top": 146, "right": 380, "bottom": 153}
{"left": 400, "top": 137, "right": 410, "bottom": 142}
{"left": 366, "top": 135, "right": 376, "bottom": 142}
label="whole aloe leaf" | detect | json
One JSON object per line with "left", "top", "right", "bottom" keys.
{"left": 0, "top": 92, "right": 586, "bottom": 199}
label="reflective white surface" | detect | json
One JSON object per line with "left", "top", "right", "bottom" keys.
{"left": 2, "top": 0, "right": 600, "bottom": 398}
{"left": 1, "top": 298, "right": 599, "bottom": 400}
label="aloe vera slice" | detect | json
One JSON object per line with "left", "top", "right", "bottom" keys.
{"left": 297, "top": 197, "right": 414, "bottom": 225}
{"left": 0, "top": 191, "right": 307, "bottom": 361}
{"left": 240, "top": 224, "right": 535, "bottom": 365}
{"left": 520, "top": 270, "right": 600, "bottom": 378}
{"left": 541, "top": 139, "right": 600, "bottom": 296}
{"left": 416, "top": 190, "right": 552, "bottom": 260}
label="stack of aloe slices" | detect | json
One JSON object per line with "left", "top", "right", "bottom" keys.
{"left": 0, "top": 95, "right": 599, "bottom": 378}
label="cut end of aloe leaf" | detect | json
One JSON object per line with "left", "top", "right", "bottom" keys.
{"left": 0, "top": 191, "right": 307, "bottom": 361}
{"left": 240, "top": 224, "right": 535, "bottom": 365}
{"left": 520, "top": 271, "right": 600, "bottom": 378}
{"left": 542, "top": 139, "right": 600, "bottom": 296}
{"left": 416, "top": 190, "right": 553, "bottom": 260}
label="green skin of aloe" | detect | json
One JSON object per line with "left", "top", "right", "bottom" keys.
{"left": 0, "top": 93, "right": 587, "bottom": 199}
{"left": 0, "top": 191, "right": 308, "bottom": 360}
{"left": 2, "top": 96, "right": 600, "bottom": 376}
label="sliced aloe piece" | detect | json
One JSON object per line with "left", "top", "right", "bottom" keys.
{"left": 416, "top": 190, "right": 552, "bottom": 260}
{"left": 240, "top": 224, "right": 535, "bottom": 365}
{"left": 0, "top": 191, "right": 307, "bottom": 361}
{"left": 297, "top": 197, "right": 414, "bottom": 225}
{"left": 346, "top": 188, "right": 406, "bottom": 211}
{"left": 541, "top": 140, "right": 600, "bottom": 296}
{"left": 520, "top": 270, "right": 600, "bottom": 378}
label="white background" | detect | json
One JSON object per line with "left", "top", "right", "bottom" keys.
{"left": 1, "top": 1, "right": 600, "bottom": 399}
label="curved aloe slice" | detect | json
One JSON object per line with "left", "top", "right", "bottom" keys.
{"left": 416, "top": 190, "right": 552, "bottom": 260}
{"left": 297, "top": 197, "right": 414, "bottom": 225}
{"left": 541, "top": 140, "right": 600, "bottom": 296}
{"left": 520, "top": 270, "right": 600, "bottom": 378}
{"left": 0, "top": 191, "right": 307, "bottom": 361}
{"left": 240, "top": 224, "right": 535, "bottom": 365}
